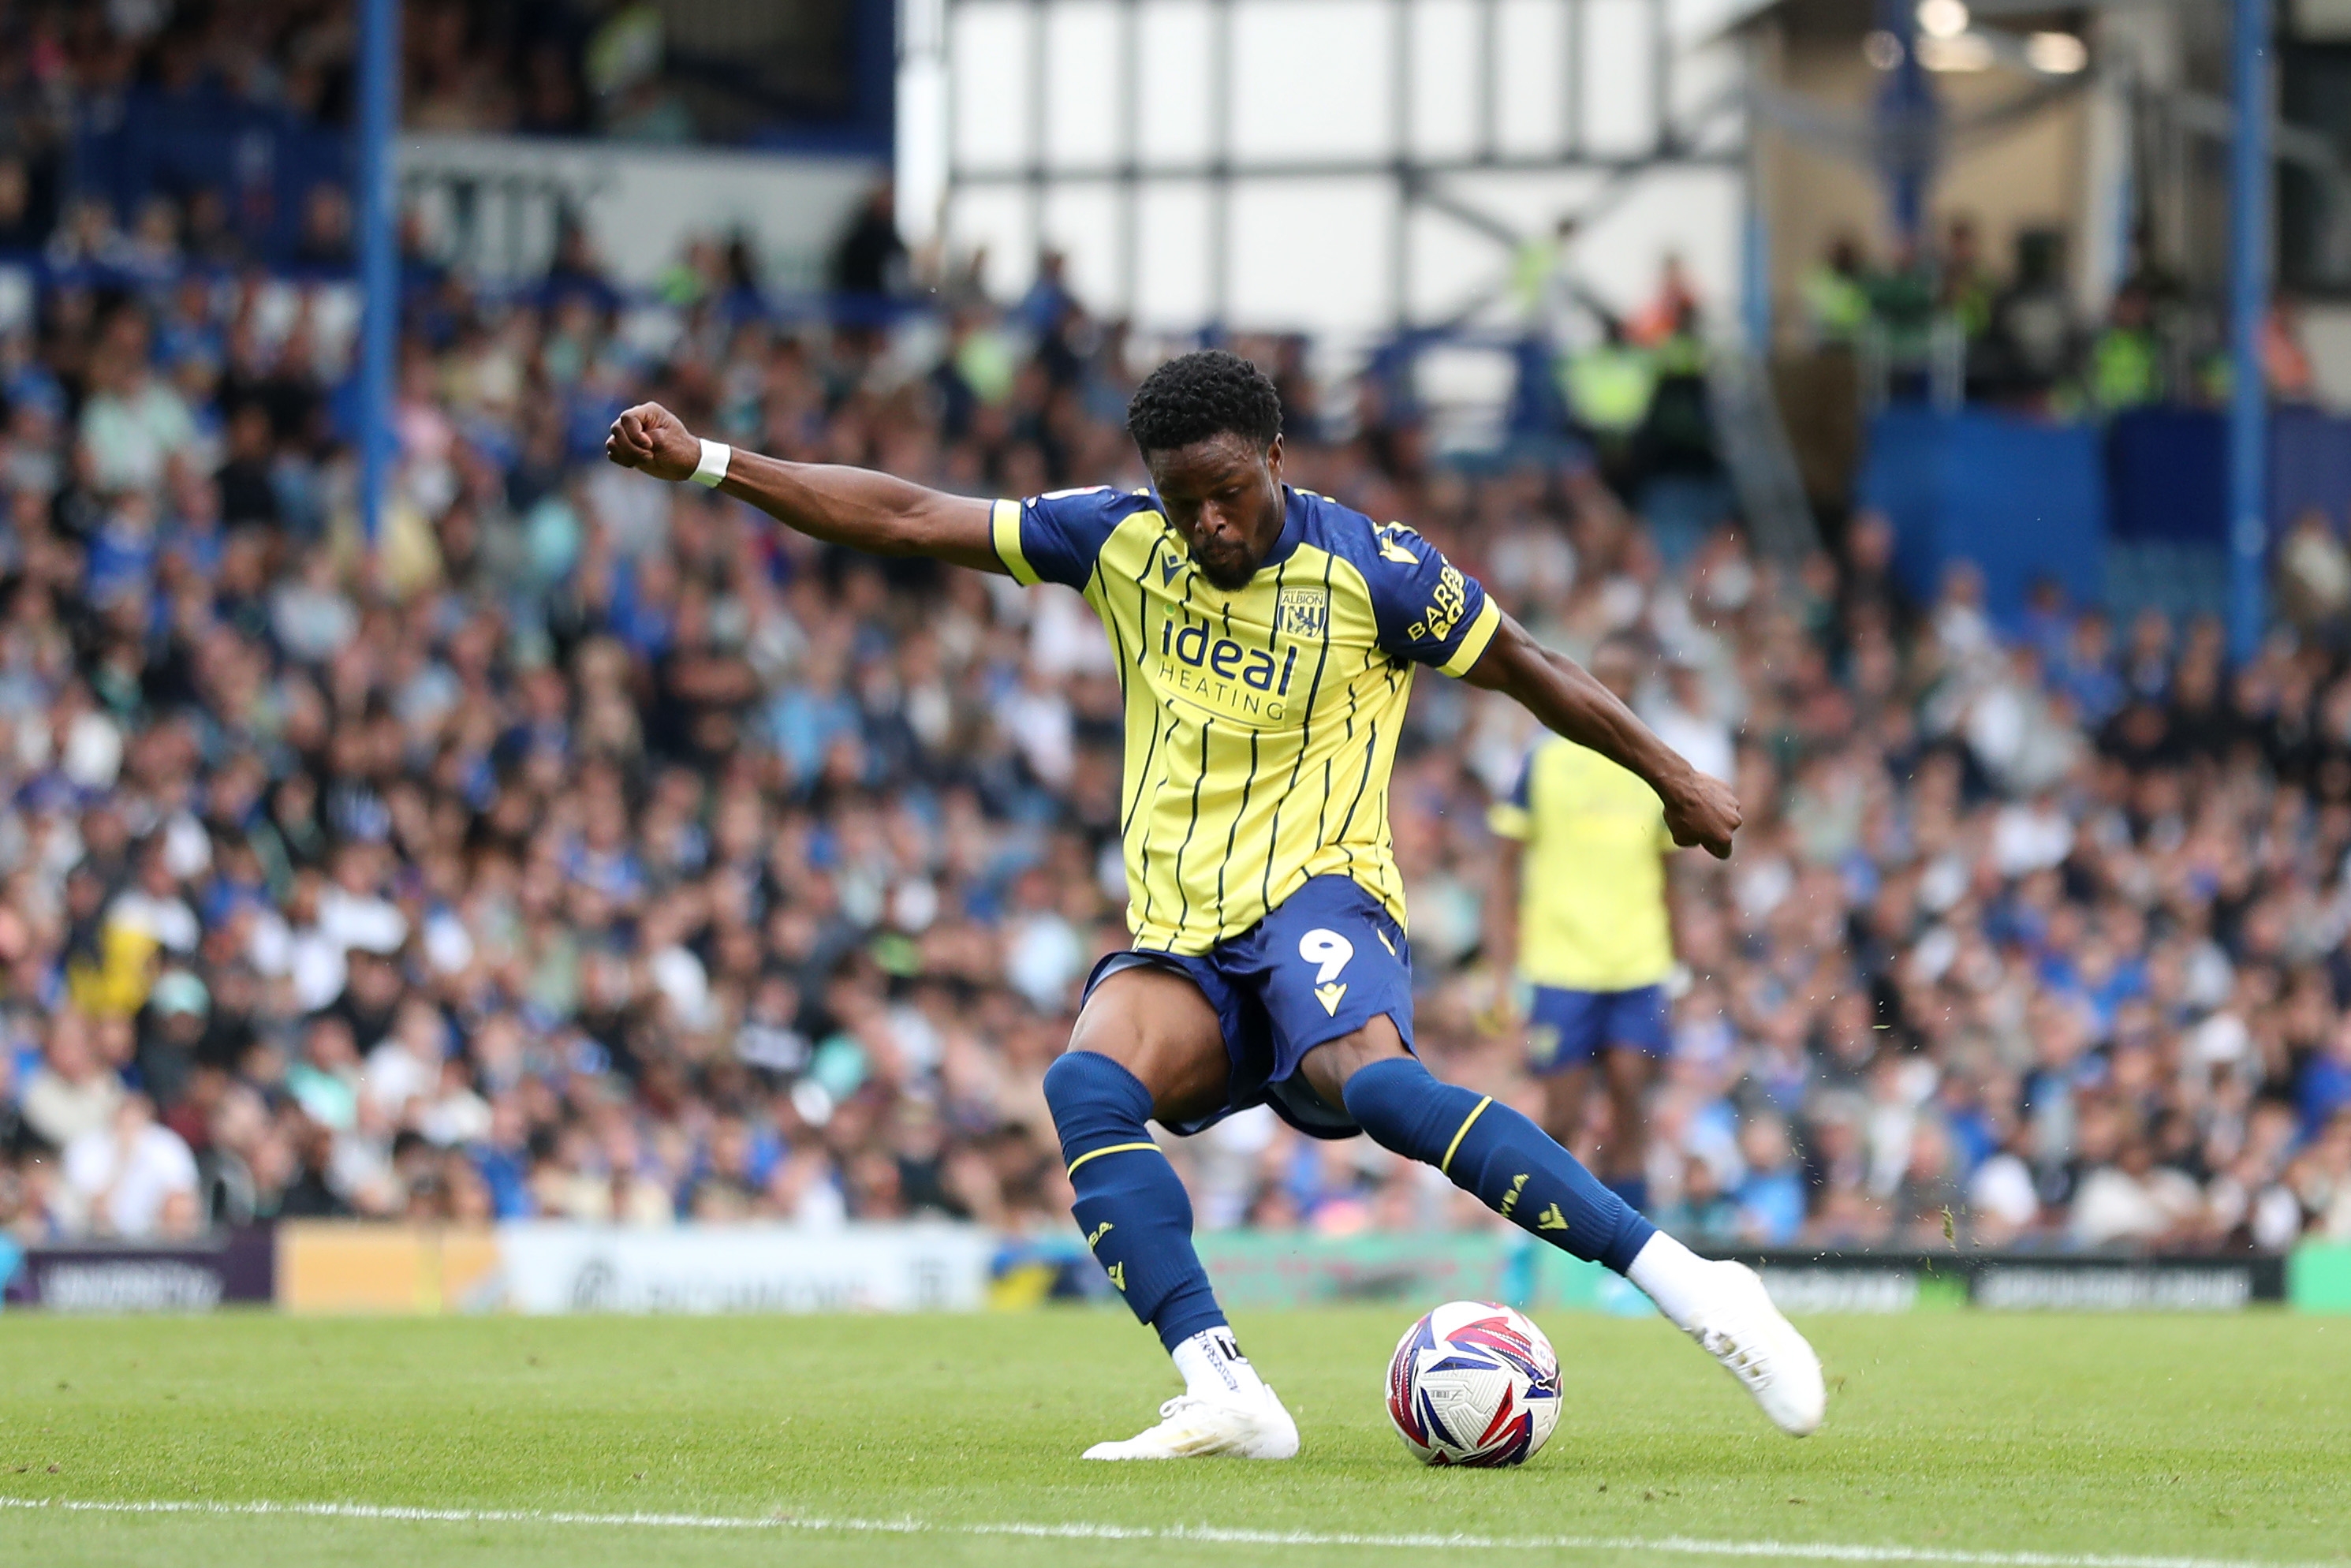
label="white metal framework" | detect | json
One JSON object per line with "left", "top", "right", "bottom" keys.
{"left": 909, "top": 0, "right": 1754, "bottom": 335}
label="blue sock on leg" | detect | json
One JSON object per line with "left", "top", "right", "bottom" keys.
{"left": 1043, "top": 1050, "right": 1227, "bottom": 1351}
{"left": 1605, "top": 1176, "right": 1651, "bottom": 1215}
{"left": 1343, "top": 1056, "right": 1655, "bottom": 1272}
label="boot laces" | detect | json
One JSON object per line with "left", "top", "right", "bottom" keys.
{"left": 1698, "top": 1325, "right": 1776, "bottom": 1391}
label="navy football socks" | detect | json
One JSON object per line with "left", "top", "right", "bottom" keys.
{"left": 1343, "top": 1056, "right": 1655, "bottom": 1273}
{"left": 1043, "top": 1050, "right": 1229, "bottom": 1351}
{"left": 1605, "top": 1175, "right": 1652, "bottom": 1215}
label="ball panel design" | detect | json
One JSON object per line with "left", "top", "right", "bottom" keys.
{"left": 1385, "top": 1301, "right": 1562, "bottom": 1467}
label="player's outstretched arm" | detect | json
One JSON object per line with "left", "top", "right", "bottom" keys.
{"left": 1461, "top": 612, "right": 1741, "bottom": 859}
{"left": 604, "top": 401, "right": 1005, "bottom": 574}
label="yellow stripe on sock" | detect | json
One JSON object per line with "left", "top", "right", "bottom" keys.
{"left": 1439, "top": 1097, "right": 1493, "bottom": 1176}
{"left": 1065, "top": 1141, "right": 1162, "bottom": 1178}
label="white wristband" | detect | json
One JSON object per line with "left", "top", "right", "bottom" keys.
{"left": 689, "top": 438, "right": 732, "bottom": 487}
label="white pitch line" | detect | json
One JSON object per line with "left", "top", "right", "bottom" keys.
{"left": 0, "top": 1495, "right": 2334, "bottom": 1568}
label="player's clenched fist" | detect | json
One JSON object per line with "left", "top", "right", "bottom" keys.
{"left": 604, "top": 402, "right": 700, "bottom": 483}
{"left": 1661, "top": 769, "right": 1741, "bottom": 860}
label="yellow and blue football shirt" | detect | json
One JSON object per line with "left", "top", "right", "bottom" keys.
{"left": 991, "top": 483, "right": 1500, "bottom": 954}
{"left": 1487, "top": 738, "right": 1675, "bottom": 991}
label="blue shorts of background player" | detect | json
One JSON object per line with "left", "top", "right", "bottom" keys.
{"left": 1080, "top": 874, "right": 1413, "bottom": 1140}
{"left": 1524, "top": 983, "right": 1670, "bottom": 1075}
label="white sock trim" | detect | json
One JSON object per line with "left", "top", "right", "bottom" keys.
{"left": 1625, "top": 1230, "right": 1718, "bottom": 1333}
{"left": 1171, "top": 1327, "right": 1265, "bottom": 1402}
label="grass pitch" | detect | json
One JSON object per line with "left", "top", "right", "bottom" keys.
{"left": 0, "top": 1307, "right": 2345, "bottom": 1567}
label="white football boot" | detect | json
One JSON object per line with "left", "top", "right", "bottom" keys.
{"left": 1687, "top": 1263, "right": 1826, "bottom": 1436}
{"left": 1080, "top": 1385, "right": 1300, "bottom": 1460}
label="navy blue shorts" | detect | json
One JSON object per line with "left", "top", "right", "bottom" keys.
{"left": 1080, "top": 875, "right": 1415, "bottom": 1141}
{"left": 1525, "top": 984, "right": 1670, "bottom": 1074}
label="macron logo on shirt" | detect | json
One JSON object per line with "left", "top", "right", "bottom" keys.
{"left": 1161, "top": 552, "right": 1185, "bottom": 585}
{"left": 1375, "top": 524, "right": 1423, "bottom": 565}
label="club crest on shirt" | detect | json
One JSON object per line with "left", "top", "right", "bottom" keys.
{"left": 1276, "top": 584, "right": 1328, "bottom": 639}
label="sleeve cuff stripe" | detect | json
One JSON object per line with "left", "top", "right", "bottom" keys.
{"left": 1439, "top": 597, "right": 1502, "bottom": 678}
{"left": 993, "top": 498, "right": 1040, "bottom": 586}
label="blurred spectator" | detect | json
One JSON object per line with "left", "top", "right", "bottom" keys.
{"left": 587, "top": 2, "right": 692, "bottom": 143}
{"left": 518, "top": 39, "right": 591, "bottom": 136}
{"left": 21, "top": 1014, "right": 126, "bottom": 1155}
{"left": 2275, "top": 509, "right": 2351, "bottom": 640}
{"left": 62, "top": 1094, "right": 199, "bottom": 1240}
{"left": 293, "top": 184, "right": 354, "bottom": 268}
{"left": 2086, "top": 284, "right": 2163, "bottom": 412}
{"left": 1938, "top": 215, "right": 1994, "bottom": 345}
{"left": 1562, "top": 317, "right": 1655, "bottom": 479}
{"left": 1733, "top": 1116, "right": 1805, "bottom": 1245}
{"left": 830, "top": 183, "right": 910, "bottom": 301}
{"left": 0, "top": 154, "right": 46, "bottom": 250}
{"left": 1512, "top": 215, "right": 1583, "bottom": 339}
{"left": 2263, "top": 295, "right": 2316, "bottom": 401}
{"left": 1800, "top": 235, "right": 1871, "bottom": 348}
{"left": 1627, "top": 254, "right": 1697, "bottom": 349}
{"left": 1985, "top": 228, "right": 2075, "bottom": 402}
{"left": 1864, "top": 239, "right": 1935, "bottom": 364}
{"left": 78, "top": 308, "right": 198, "bottom": 498}
{"left": 1647, "top": 655, "right": 1734, "bottom": 784}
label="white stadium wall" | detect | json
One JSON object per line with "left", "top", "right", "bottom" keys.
{"left": 397, "top": 133, "right": 884, "bottom": 293}
{"left": 901, "top": 0, "right": 1755, "bottom": 340}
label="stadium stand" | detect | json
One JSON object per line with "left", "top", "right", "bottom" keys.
{"left": 3, "top": 228, "right": 2349, "bottom": 1257}
{"left": 2, "top": 3, "right": 2349, "bottom": 1263}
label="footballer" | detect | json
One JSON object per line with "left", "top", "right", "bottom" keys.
{"left": 606, "top": 350, "right": 1823, "bottom": 1458}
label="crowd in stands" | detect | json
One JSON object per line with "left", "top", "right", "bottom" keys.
{"left": 1518, "top": 208, "right": 2330, "bottom": 530}
{"left": 2, "top": 196, "right": 2349, "bottom": 1263}
{"left": 0, "top": 0, "right": 837, "bottom": 271}
{"left": 1793, "top": 218, "right": 2322, "bottom": 413}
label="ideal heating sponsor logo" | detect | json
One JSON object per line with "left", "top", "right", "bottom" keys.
{"left": 1154, "top": 615, "right": 1304, "bottom": 722}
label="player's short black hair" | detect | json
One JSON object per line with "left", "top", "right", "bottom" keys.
{"left": 1125, "top": 350, "right": 1282, "bottom": 456}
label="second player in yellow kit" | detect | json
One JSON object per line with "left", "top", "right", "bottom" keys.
{"left": 1489, "top": 638, "right": 1683, "bottom": 1211}
{"left": 1489, "top": 733, "right": 1676, "bottom": 993}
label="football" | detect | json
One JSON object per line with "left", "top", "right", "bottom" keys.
{"left": 1386, "top": 1301, "right": 1563, "bottom": 1466}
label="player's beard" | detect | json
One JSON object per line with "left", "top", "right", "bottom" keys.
{"left": 1193, "top": 542, "right": 1258, "bottom": 591}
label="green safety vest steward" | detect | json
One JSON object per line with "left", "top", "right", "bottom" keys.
{"left": 1513, "top": 237, "right": 1560, "bottom": 317}
{"left": 1801, "top": 267, "right": 1870, "bottom": 342}
{"left": 1653, "top": 332, "right": 1707, "bottom": 378}
{"left": 1562, "top": 345, "right": 1658, "bottom": 434}
{"left": 953, "top": 329, "right": 1018, "bottom": 405}
{"left": 1946, "top": 280, "right": 1994, "bottom": 340}
{"left": 2088, "top": 329, "right": 2159, "bottom": 409}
